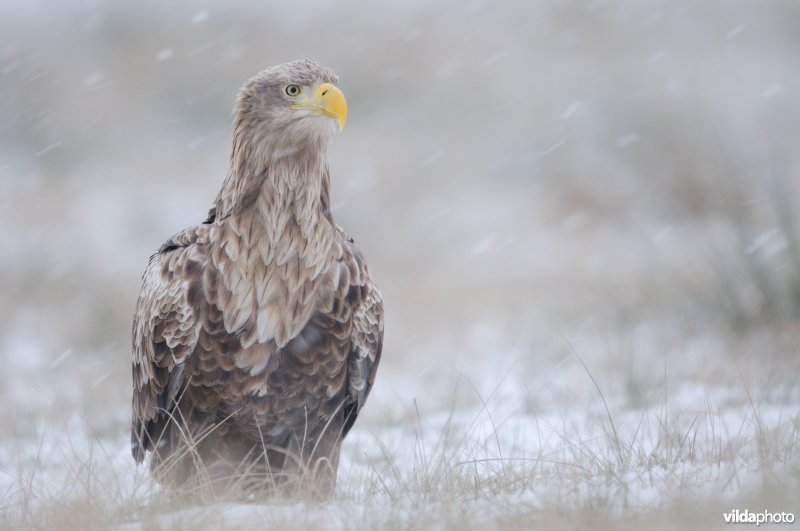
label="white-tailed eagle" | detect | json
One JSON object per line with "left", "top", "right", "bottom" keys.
{"left": 131, "top": 60, "right": 383, "bottom": 495}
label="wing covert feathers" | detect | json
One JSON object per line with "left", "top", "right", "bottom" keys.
{"left": 131, "top": 226, "right": 209, "bottom": 462}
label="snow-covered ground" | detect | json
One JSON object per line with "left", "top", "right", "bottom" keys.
{"left": 1, "top": 321, "right": 797, "bottom": 529}
{"left": 1, "top": 1, "right": 799, "bottom": 529}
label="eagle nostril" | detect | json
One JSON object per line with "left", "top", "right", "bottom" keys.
{"left": 321, "top": 89, "right": 328, "bottom": 96}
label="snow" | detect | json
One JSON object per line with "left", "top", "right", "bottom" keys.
{"left": 646, "top": 51, "right": 669, "bottom": 62}
{"left": 760, "top": 84, "right": 783, "bottom": 100}
{"left": 483, "top": 50, "right": 510, "bottom": 67}
{"left": 156, "top": 48, "right": 174, "bottom": 62}
{"left": 422, "top": 151, "right": 443, "bottom": 166}
{"left": 82, "top": 71, "right": 104, "bottom": 89}
{"left": 35, "top": 140, "right": 62, "bottom": 157}
{"left": 191, "top": 10, "right": 208, "bottom": 25}
{"left": 561, "top": 101, "right": 582, "bottom": 120}
{"left": 48, "top": 348, "right": 74, "bottom": 369}
{"left": 471, "top": 235, "right": 495, "bottom": 256}
{"left": 2, "top": 356, "right": 795, "bottom": 527}
{"left": 616, "top": 133, "right": 640, "bottom": 148}
{"left": 726, "top": 25, "right": 746, "bottom": 39}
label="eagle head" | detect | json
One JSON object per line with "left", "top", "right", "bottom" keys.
{"left": 235, "top": 59, "right": 347, "bottom": 148}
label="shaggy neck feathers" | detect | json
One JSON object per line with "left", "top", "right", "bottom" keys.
{"left": 214, "top": 113, "right": 335, "bottom": 256}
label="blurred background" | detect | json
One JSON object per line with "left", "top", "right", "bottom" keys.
{"left": 0, "top": 0, "right": 798, "bottom": 524}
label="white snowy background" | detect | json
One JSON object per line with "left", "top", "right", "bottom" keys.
{"left": 1, "top": 1, "right": 798, "bottom": 529}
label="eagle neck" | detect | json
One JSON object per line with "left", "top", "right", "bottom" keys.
{"left": 215, "top": 142, "right": 335, "bottom": 271}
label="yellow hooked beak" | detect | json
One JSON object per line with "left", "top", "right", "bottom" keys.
{"left": 291, "top": 83, "right": 347, "bottom": 132}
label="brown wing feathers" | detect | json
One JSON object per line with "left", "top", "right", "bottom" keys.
{"left": 131, "top": 227, "right": 207, "bottom": 462}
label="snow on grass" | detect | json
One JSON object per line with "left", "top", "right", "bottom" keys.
{"left": 1, "top": 340, "right": 797, "bottom": 530}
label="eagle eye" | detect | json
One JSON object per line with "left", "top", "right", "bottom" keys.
{"left": 285, "top": 84, "right": 302, "bottom": 97}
